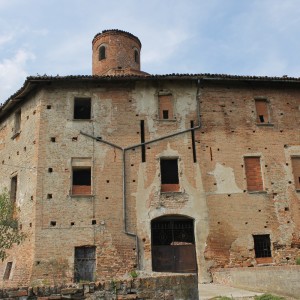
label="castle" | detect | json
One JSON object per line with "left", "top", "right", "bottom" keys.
{"left": 0, "top": 29, "right": 299, "bottom": 287}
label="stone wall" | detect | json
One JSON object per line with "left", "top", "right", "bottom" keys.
{"left": 0, "top": 274, "right": 198, "bottom": 300}
{"left": 212, "top": 266, "right": 300, "bottom": 299}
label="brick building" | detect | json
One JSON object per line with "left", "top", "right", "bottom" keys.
{"left": 0, "top": 29, "right": 299, "bottom": 287}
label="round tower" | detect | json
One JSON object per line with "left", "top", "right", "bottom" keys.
{"left": 92, "top": 29, "right": 147, "bottom": 76}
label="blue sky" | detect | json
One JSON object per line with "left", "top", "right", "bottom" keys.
{"left": 1, "top": 0, "right": 300, "bottom": 103}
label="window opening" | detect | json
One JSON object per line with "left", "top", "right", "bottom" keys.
{"left": 74, "top": 246, "right": 96, "bottom": 282}
{"left": 74, "top": 98, "right": 91, "bottom": 120}
{"left": 140, "top": 120, "right": 146, "bottom": 162}
{"left": 99, "top": 46, "right": 106, "bottom": 60}
{"left": 72, "top": 168, "right": 91, "bottom": 195}
{"left": 134, "top": 49, "right": 139, "bottom": 63}
{"left": 159, "top": 94, "right": 173, "bottom": 120}
{"left": 163, "top": 110, "right": 169, "bottom": 119}
{"left": 253, "top": 234, "right": 272, "bottom": 258}
{"left": 3, "top": 262, "right": 13, "bottom": 280}
{"left": 14, "top": 110, "right": 21, "bottom": 133}
{"left": 255, "top": 99, "right": 269, "bottom": 123}
{"left": 244, "top": 157, "right": 264, "bottom": 191}
{"left": 160, "top": 159, "right": 179, "bottom": 192}
{"left": 291, "top": 157, "right": 300, "bottom": 190}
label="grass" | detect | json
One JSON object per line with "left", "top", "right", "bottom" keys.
{"left": 254, "top": 294, "right": 285, "bottom": 300}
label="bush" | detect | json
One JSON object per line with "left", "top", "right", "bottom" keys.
{"left": 296, "top": 257, "right": 300, "bottom": 265}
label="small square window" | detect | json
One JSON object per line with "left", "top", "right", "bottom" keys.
{"left": 160, "top": 158, "right": 179, "bottom": 192}
{"left": 74, "top": 98, "right": 91, "bottom": 120}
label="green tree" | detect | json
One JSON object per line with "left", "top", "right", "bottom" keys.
{"left": 0, "top": 189, "right": 26, "bottom": 261}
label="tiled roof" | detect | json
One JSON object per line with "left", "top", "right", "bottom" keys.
{"left": 1, "top": 73, "right": 300, "bottom": 117}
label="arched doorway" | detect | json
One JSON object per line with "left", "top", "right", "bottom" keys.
{"left": 151, "top": 215, "right": 197, "bottom": 273}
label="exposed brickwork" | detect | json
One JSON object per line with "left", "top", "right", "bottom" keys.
{"left": 0, "top": 31, "right": 299, "bottom": 289}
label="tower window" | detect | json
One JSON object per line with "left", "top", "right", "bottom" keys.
{"left": 14, "top": 110, "right": 21, "bottom": 134}
{"left": 160, "top": 158, "right": 179, "bottom": 192}
{"left": 99, "top": 46, "right": 106, "bottom": 60}
{"left": 134, "top": 49, "right": 139, "bottom": 63}
{"left": 74, "top": 98, "right": 91, "bottom": 120}
{"left": 3, "top": 262, "right": 13, "bottom": 280}
{"left": 71, "top": 158, "right": 92, "bottom": 196}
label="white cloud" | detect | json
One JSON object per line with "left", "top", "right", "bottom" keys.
{"left": 0, "top": 50, "right": 35, "bottom": 104}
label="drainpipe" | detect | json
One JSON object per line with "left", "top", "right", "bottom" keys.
{"left": 80, "top": 77, "right": 203, "bottom": 271}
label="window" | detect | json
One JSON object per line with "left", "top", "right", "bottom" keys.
{"left": 159, "top": 94, "right": 174, "bottom": 120}
{"left": 244, "top": 157, "right": 264, "bottom": 192}
{"left": 74, "top": 98, "right": 91, "bottom": 120}
{"left": 99, "top": 45, "right": 106, "bottom": 60}
{"left": 10, "top": 175, "right": 17, "bottom": 216}
{"left": 74, "top": 246, "right": 96, "bottom": 282}
{"left": 255, "top": 99, "right": 269, "bottom": 124}
{"left": 291, "top": 157, "right": 300, "bottom": 190}
{"left": 160, "top": 158, "right": 179, "bottom": 192}
{"left": 3, "top": 262, "right": 13, "bottom": 280}
{"left": 71, "top": 158, "right": 92, "bottom": 195}
{"left": 14, "top": 110, "right": 21, "bottom": 134}
{"left": 134, "top": 49, "right": 139, "bottom": 63}
{"left": 253, "top": 234, "right": 272, "bottom": 262}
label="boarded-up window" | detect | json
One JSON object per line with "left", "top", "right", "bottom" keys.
{"left": 159, "top": 94, "right": 173, "bottom": 120}
{"left": 253, "top": 234, "right": 272, "bottom": 264}
{"left": 244, "top": 157, "right": 264, "bottom": 191}
{"left": 160, "top": 158, "right": 179, "bottom": 192}
{"left": 3, "top": 262, "right": 12, "bottom": 280}
{"left": 74, "top": 246, "right": 96, "bottom": 282}
{"left": 71, "top": 158, "right": 92, "bottom": 195}
{"left": 255, "top": 99, "right": 269, "bottom": 123}
{"left": 291, "top": 157, "right": 300, "bottom": 190}
{"left": 99, "top": 46, "right": 106, "bottom": 60}
{"left": 14, "top": 110, "right": 21, "bottom": 133}
{"left": 74, "top": 98, "right": 91, "bottom": 120}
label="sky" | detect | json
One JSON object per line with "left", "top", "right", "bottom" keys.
{"left": 1, "top": 0, "right": 300, "bottom": 104}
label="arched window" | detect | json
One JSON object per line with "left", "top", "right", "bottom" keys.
{"left": 99, "top": 46, "right": 106, "bottom": 60}
{"left": 134, "top": 49, "right": 139, "bottom": 63}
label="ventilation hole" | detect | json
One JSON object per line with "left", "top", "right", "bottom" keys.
{"left": 137, "top": 132, "right": 139, "bottom": 134}
{"left": 24, "top": 147, "right": 26, "bottom": 151}
{"left": 280, "top": 130, "right": 283, "bottom": 133}
{"left": 50, "top": 221, "right": 56, "bottom": 227}
{"left": 258, "top": 210, "right": 261, "bottom": 212}
{"left": 264, "top": 226, "right": 267, "bottom": 228}
{"left": 47, "top": 105, "right": 52, "bottom": 109}
{"left": 72, "top": 137, "right": 78, "bottom": 141}
{"left": 48, "top": 168, "right": 53, "bottom": 173}
{"left": 36, "top": 261, "right": 40, "bottom": 265}
{"left": 33, "top": 110, "right": 36, "bottom": 115}
{"left": 27, "top": 116, "right": 29, "bottom": 120}
{"left": 17, "top": 151, "right": 19, "bottom": 155}
{"left": 33, "top": 140, "right": 36, "bottom": 144}
{"left": 29, "top": 223, "right": 32, "bottom": 227}
{"left": 245, "top": 222, "right": 248, "bottom": 225}
{"left": 286, "top": 163, "right": 289, "bottom": 166}
{"left": 19, "top": 224, "right": 22, "bottom": 230}
{"left": 217, "top": 222, "right": 221, "bottom": 224}
{"left": 252, "top": 130, "right": 255, "bottom": 133}
{"left": 71, "top": 222, "right": 75, "bottom": 226}
{"left": 92, "top": 220, "right": 96, "bottom": 225}
{"left": 228, "top": 194, "right": 231, "bottom": 197}
{"left": 147, "top": 147, "right": 151, "bottom": 149}
{"left": 2, "top": 161, "right": 4, "bottom": 164}
{"left": 131, "top": 164, "right": 134, "bottom": 166}
{"left": 285, "top": 207, "right": 289, "bottom": 211}
{"left": 47, "top": 194, "right": 52, "bottom": 199}
{"left": 132, "top": 148, "right": 135, "bottom": 151}
{"left": 288, "top": 181, "right": 292, "bottom": 184}
{"left": 97, "top": 137, "right": 102, "bottom": 140}
{"left": 287, "top": 221, "right": 290, "bottom": 224}
{"left": 106, "top": 180, "right": 110, "bottom": 183}
{"left": 133, "top": 180, "right": 136, "bottom": 182}
{"left": 265, "top": 165, "right": 268, "bottom": 167}
{"left": 105, "top": 197, "right": 109, "bottom": 199}
{"left": 31, "top": 196, "right": 33, "bottom": 200}
{"left": 51, "top": 137, "right": 56, "bottom": 142}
